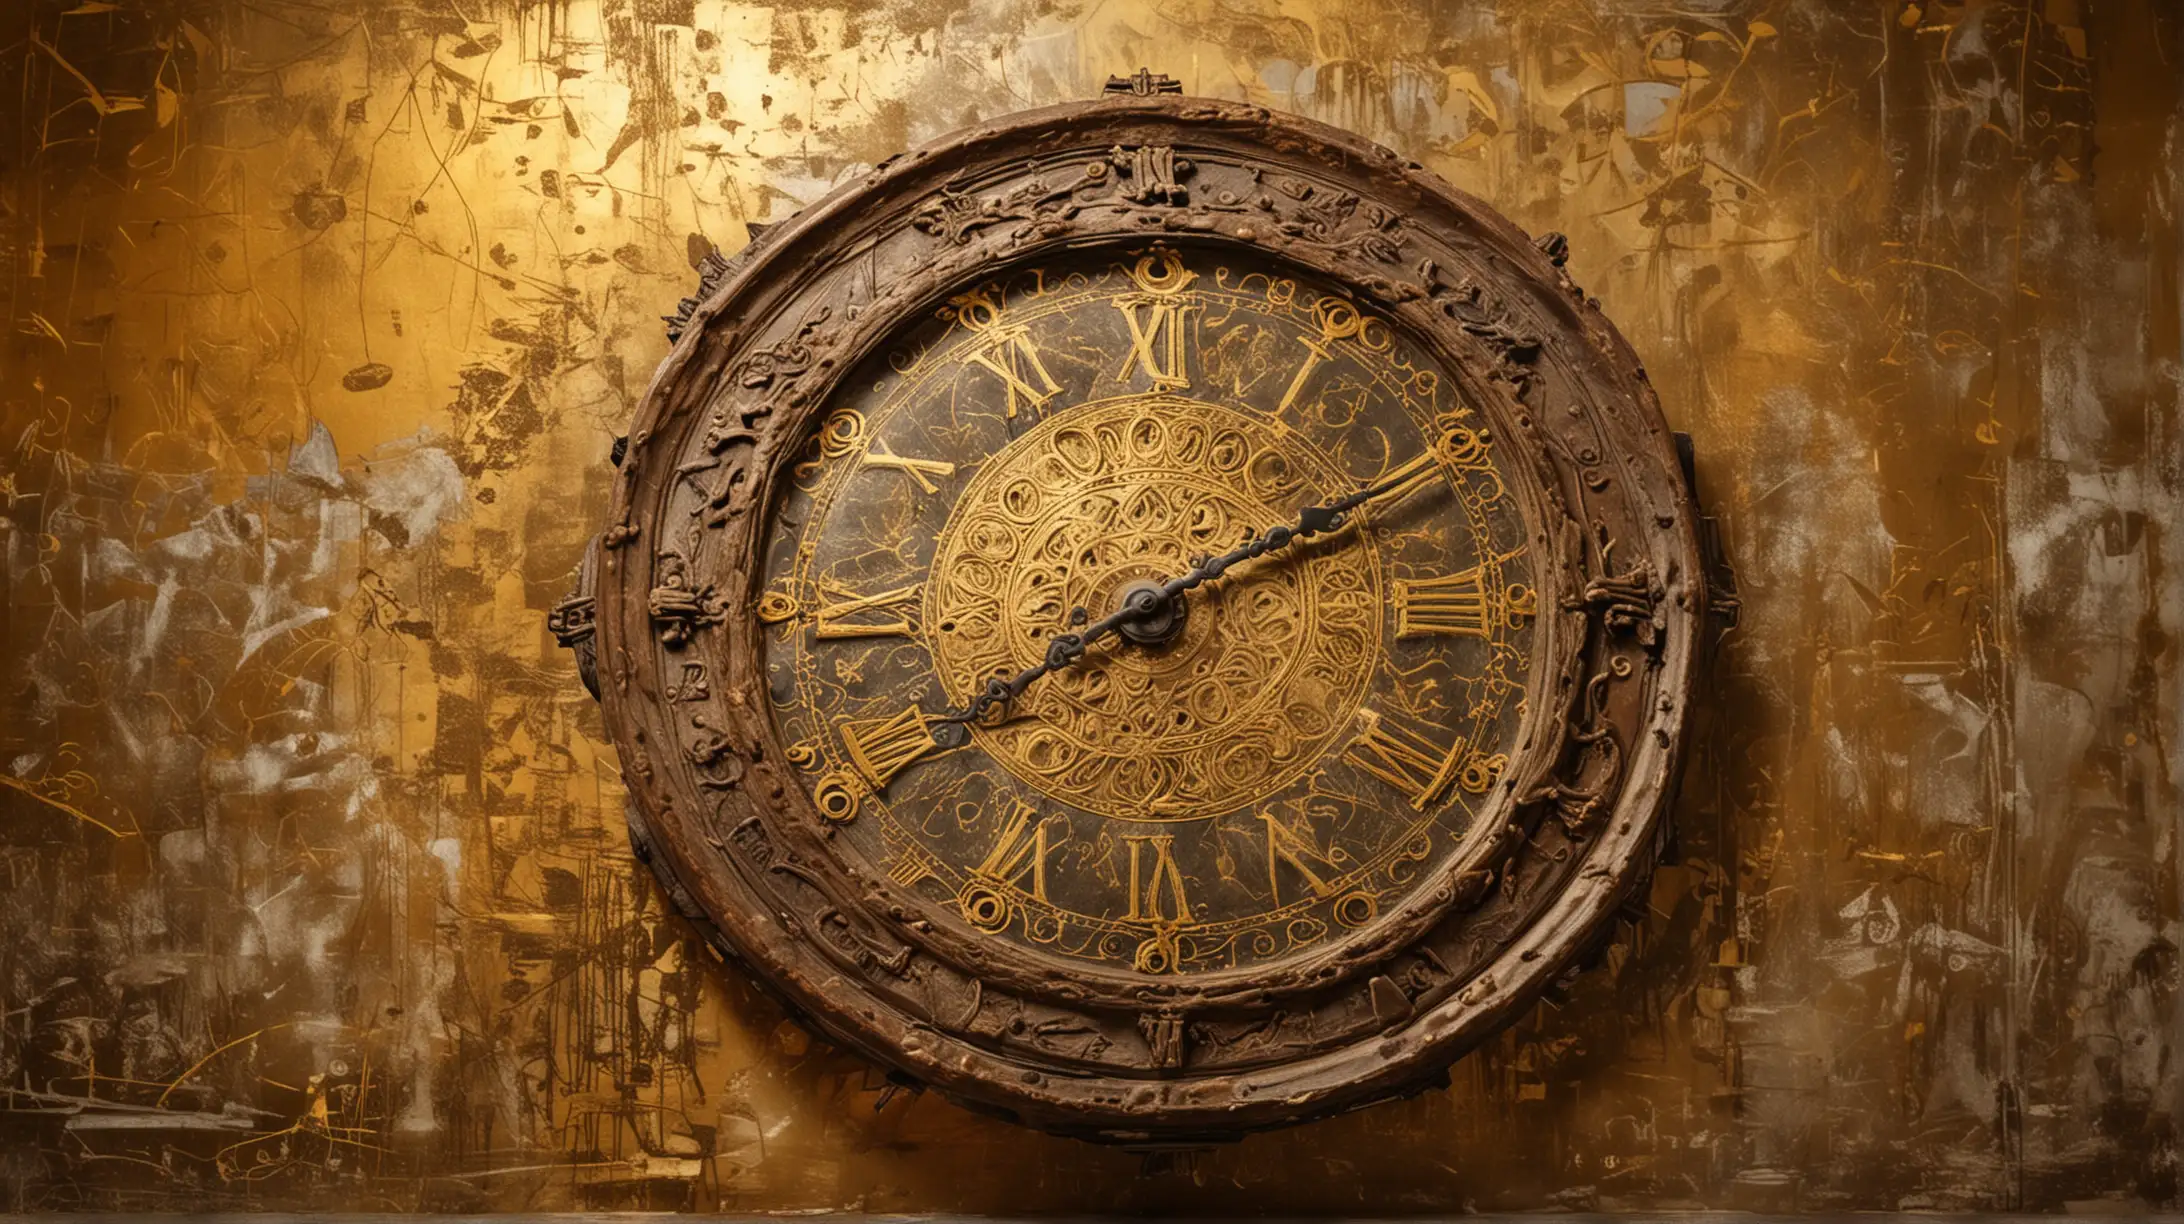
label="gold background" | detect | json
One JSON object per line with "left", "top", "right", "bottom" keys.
{"left": 1, "top": 0, "right": 2177, "bottom": 1211}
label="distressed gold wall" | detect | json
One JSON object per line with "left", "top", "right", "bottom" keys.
{"left": 2, "top": 0, "right": 2179, "bottom": 1212}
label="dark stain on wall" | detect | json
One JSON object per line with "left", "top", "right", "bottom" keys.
{"left": 1, "top": 0, "right": 2179, "bottom": 1212}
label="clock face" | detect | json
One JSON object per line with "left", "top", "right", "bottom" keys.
{"left": 757, "top": 246, "right": 1538, "bottom": 980}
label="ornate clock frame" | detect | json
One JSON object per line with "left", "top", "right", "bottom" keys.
{"left": 553, "top": 73, "right": 1734, "bottom": 1143}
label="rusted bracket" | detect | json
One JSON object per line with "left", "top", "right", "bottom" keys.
{"left": 1674, "top": 432, "right": 1741, "bottom": 638}
{"left": 552, "top": 536, "right": 603, "bottom": 699}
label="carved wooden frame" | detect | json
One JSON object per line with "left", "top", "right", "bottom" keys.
{"left": 573, "top": 91, "right": 1714, "bottom": 1142}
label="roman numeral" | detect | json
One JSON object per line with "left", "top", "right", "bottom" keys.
{"left": 1372, "top": 444, "right": 1446, "bottom": 504}
{"left": 1396, "top": 564, "right": 1535, "bottom": 639}
{"left": 975, "top": 800, "right": 1057, "bottom": 903}
{"left": 1344, "top": 710, "right": 1465, "bottom": 811}
{"left": 1396, "top": 567, "right": 1488, "bottom": 639}
{"left": 886, "top": 847, "right": 937, "bottom": 888}
{"left": 1115, "top": 300, "right": 1191, "bottom": 389}
{"left": 838, "top": 707, "right": 944, "bottom": 792}
{"left": 1274, "top": 336, "right": 1334, "bottom": 415}
{"left": 859, "top": 437, "right": 956, "bottom": 494}
{"left": 1124, "top": 833, "right": 1191, "bottom": 923}
{"left": 813, "top": 581, "right": 920, "bottom": 640}
{"left": 965, "top": 330, "right": 1061, "bottom": 419}
{"left": 1278, "top": 299, "right": 1367, "bottom": 413}
{"left": 1259, "top": 811, "right": 1339, "bottom": 906}
{"left": 1365, "top": 425, "right": 1494, "bottom": 509}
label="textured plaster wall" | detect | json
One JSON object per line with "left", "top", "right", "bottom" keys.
{"left": 1, "top": 0, "right": 2180, "bottom": 1212}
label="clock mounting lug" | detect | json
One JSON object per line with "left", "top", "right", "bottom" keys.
{"left": 1102, "top": 67, "right": 1184, "bottom": 97}
{"left": 548, "top": 533, "right": 601, "bottom": 700}
{"left": 1674, "top": 430, "right": 1743, "bottom": 644}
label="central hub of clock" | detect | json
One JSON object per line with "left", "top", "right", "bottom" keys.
{"left": 1112, "top": 578, "right": 1187, "bottom": 647}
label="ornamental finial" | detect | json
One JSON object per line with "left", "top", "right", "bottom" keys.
{"left": 1103, "top": 68, "right": 1182, "bottom": 97}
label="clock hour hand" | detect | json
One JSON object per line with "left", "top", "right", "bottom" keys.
{"left": 926, "top": 587, "right": 1165, "bottom": 746}
{"left": 926, "top": 448, "right": 1438, "bottom": 745}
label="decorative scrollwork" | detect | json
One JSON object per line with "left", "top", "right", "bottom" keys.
{"left": 733, "top": 305, "right": 831, "bottom": 391}
{"left": 1332, "top": 891, "right": 1379, "bottom": 928}
{"left": 1580, "top": 561, "right": 1665, "bottom": 646}
{"left": 665, "top": 661, "right": 710, "bottom": 702}
{"left": 1270, "top": 180, "right": 1404, "bottom": 263}
{"left": 1127, "top": 245, "right": 1197, "bottom": 296}
{"left": 910, "top": 164, "right": 1113, "bottom": 246}
{"left": 648, "top": 552, "right": 721, "bottom": 647}
{"left": 1415, "top": 263, "right": 1544, "bottom": 400}
{"left": 685, "top": 714, "right": 747, "bottom": 790}
{"left": 1111, "top": 145, "right": 1192, "bottom": 205}
{"left": 1458, "top": 752, "right": 1508, "bottom": 795}
{"left": 1523, "top": 655, "right": 1633, "bottom": 838}
{"left": 813, "top": 772, "right": 861, "bottom": 824}
{"left": 960, "top": 881, "right": 1011, "bottom": 932}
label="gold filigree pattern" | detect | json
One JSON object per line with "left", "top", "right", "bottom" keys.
{"left": 926, "top": 396, "right": 1382, "bottom": 820}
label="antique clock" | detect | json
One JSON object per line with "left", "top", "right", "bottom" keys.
{"left": 553, "top": 72, "right": 1730, "bottom": 1143}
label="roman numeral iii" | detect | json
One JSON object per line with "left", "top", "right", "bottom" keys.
{"left": 1395, "top": 565, "right": 1537, "bottom": 639}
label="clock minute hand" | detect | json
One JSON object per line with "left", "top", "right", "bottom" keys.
{"left": 1152, "top": 455, "right": 1426, "bottom": 601}
{"left": 926, "top": 457, "right": 1427, "bottom": 745}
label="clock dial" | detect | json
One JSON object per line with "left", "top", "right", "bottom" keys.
{"left": 758, "top": 246, "right": 1536, "bottom": 980}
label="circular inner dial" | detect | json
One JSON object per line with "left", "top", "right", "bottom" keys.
{"left": 927, "top": 397, "right": 1382, "bottom": 821}
{"left": 759, "top": 247, "right": 1536, "bottom": 979}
